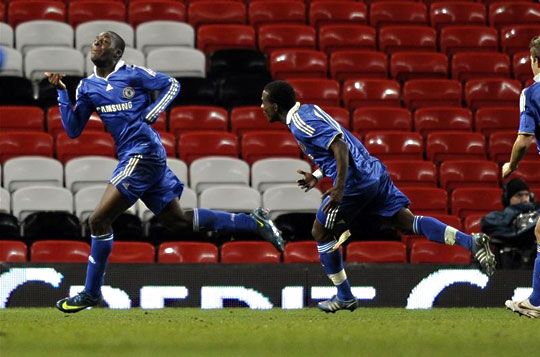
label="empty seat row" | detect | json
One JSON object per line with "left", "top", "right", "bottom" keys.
{"left": 0, "top": 104, "right": 522, "bottom": 139}
{"left": 0, "top": 183, "right": 322, "bottom": 223}
{"left": 0, "top": 156, "right": 314, "bottom": 196}
{"left": 0, "top": 239, "right": 471, "bottom": 265}
{"left": 3, "top": 0, "right": 539, "bottom": 31}
{"left": 2, "top": 20, "right": 539, "bottom": 56}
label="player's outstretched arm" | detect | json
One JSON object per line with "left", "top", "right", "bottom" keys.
{"left": 502, "top": 134, "right": 534, "bottom": 178}
{"left": 297, "top": 169, "right": 319, "bottom": 192}
{"left": 44, "top": 72, "right": 92, "bottom": 138}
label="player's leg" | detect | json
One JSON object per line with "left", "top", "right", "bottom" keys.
{"left": 389, "top": 207, "right": 495, "bottom": 276}
{"left": 313, "top": 197, "right": 358, "bottom": 313}
{"left": 148, "top": 167, "right": 285, "bottom": 251}
{"left": 505, "top": 218, "right": 540, "bottom": 317}
{"left": 56, "top": 184, "right": 131, "bottom": 313}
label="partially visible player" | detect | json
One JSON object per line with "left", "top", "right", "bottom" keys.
{"left": 46, "top": 31, "right": 284, "bottom": 314}
{"left": 261, "top": 80, "right": 496, "bottom": 313}
{"left": 502, "top": 36, "right": 540, "bottom": 319}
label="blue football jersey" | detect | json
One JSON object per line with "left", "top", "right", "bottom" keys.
{"left": 57, "top": 60, "right": 180, "bottom": 161}
{"left": 286, "top": 103, "right": 385, "bottom": 195}
{"left": 518, "top": 76, "right": 540, "bottom": 153}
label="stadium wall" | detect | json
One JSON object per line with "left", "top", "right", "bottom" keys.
{"left": 0, "top": 264, "right": 532, "bottom": 309}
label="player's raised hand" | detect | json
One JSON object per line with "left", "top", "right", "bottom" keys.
{"left": 321, "top": 186, "right": 343, "bottom": 214}
{"left": 502, "top": 162, "right": 515, "bottom": 179}
{"left": 44, "top": 72, "right": 66, "bottom": 90}
{"left": 297, "top": 169, "right": 317, "bottom": 192}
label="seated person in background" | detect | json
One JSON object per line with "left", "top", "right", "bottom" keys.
{"left": 481, "top": 178, "right": 539, "bottom": 269}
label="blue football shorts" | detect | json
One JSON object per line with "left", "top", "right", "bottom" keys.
{"left": 316, "top": 172, "right": 410, "bottom": 230}
{"left": 110, "top": 154, "right": 184, "bottom": 215}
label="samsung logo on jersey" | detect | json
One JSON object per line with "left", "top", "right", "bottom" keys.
{"left": 97, "top": 102, "right": 133, "bottom": 113}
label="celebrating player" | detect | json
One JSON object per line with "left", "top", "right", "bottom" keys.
{"left": 261, "top": 80, "right": 496, "bottom": 313}
{"left": 46, "top": 31, "right": 284, "bottom": 313}
{"left": 501, "top": 36, "right": 540, "bottom": 319}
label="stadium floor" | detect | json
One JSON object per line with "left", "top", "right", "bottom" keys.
{"left": 1, "top": 308, "right": 537, "bottom": 357}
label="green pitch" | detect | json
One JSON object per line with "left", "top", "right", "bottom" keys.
{"left": 0, "top": 308, "right": 537, "bottom": 357}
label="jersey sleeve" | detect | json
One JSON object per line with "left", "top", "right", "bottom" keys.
{"left": 56, "top": 81, "right": 94, "bottom": 138}
{"left": 134, "top": 66, "right": 180, "bottom": 124}
{"left": 518, "top": 88, "right": 537, "bottom": 135}
{"left": 295, "top": 107, "right": 343, "bottom": 150}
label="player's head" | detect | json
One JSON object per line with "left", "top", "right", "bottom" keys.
{"left": 502, "top": 178, "right": 533, "bottom": 206}
{"left": 90, "top": 31, "right": 125, "bottom": 67}
{"left": 261, "top": 80, "right": 296, "bottom": 123}
{"left": 529, "top": 36, "right": 540, "bottom": 76}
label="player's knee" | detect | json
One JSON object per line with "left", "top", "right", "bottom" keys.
{"left": 88, "top": 212, "right": 113, "bottom": 234}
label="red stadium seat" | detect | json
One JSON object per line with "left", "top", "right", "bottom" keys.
{"left": 128, "top": 0, "right": 185, "bottom": 28}
{"left": 230, "top": 106, "right": 285, "bottom": 135}
{"left": 47, "top": 107, "right": 104, "bottom": 138}
{"left": 426, "top": 132, "right": 486, "bottom": 164}
{"left": 169, "top": 106, "right": 228, "bottom": 137}
{"left": 390, "top": 52, "right": 448, "bottom": 82}
{"left": 0, "top": 3, "right": 4, "bottom": 23}
{"left": 108, "top": 242, "right": 155, "bottom": 263}
{"left": 249, "top": 1, "right": 305, "bottom": 29}
{"left": 258, "top": 24, "right": 316, "bottom": 54}
{"left": 489, "top": 2, "right": 540, "bottom": 29}
{"left": 401, "top": 187, "right": 448, "bottom": 215}
{"left": 68, "top": 1, "right": 125, "bottom": 28}
{"left": 430, "top": 214, "right": 463, "bottom": 231}
{"left": 451, "top": 52, "right": 511, "bottom": 82}
{"left": 158, "top": 242, "right": 218, "bottom": 263}
{"left": 513, "top": 161, "right": 540, "bottom": 189}
{"left": 352, "top": 107, "right": 411, "bottom": 135}
{"left": 410, "top": 240, "right": 471, "bottom": 264}
{"left": 319, "top": 106, "right": 351, "bottom": 130}
{"left": 56, "top": 132, "right": 115, "bottom": 163}
{"left": 269, "top": 49, "right": 327, "bottom": 79}
{"left": 385, "top": 160, "right": 437, "bottom": 188}
{"left": 464, "top": 78, "right": 522, "bottom": 111}
{"left": 488, "top": 131, "right": 539, "bottom": 163}
{"left": 0, "top": 106, "right": 44, "bottom": 131}
{"left": 0, "top": 131, "right": 53, "bottom": 163}
{"left": 158, "top": 131, "right": 176, "bottom": 157}
{"left": 369, "top": 1, "right": 428, "bottom": 28}
{"left": 414, "top": 107, "right": 472, "bottom": 138}
{"left": 364, "top": 131, "right": 423, "bottom": 161}
{"left": 342, "top": 79, "right": 401, "bottom": 110}
{"left": 178, "top": 131, "right": 238, "bottom": 165}
{"left": 500, "top": 25, "right": 540, "bottom": 56}
{"left": 451, "top": 187, "right": 502, "bottom": 218}
{"left": 430, "top": 1, "right": 486, "bottom": 31}
{"left": 0, "top": 241, "right": 27, "bottom": 262}
{"left": 513, "top": 51, "right": 532, "bottom": 84}
{"left": 402, "top": 79, "right": 462, "bottom": 110}
{"left": 346, "top": 241, "right": 406, "bottom": 263}
{"left": 31, "top": 240, "right": 90, "bottom": 263}
{"left": 439, "top": 160, "right": 499, "bottom": 191}
{"left": 318, "top": 24, "right": 376, "bottom": 54}
{"left": 309, "top": 1, "right": 367, "bottom": 29}
{"left": 463, "top": 213, "right": 484, "bottom": 234}
{"left": 8, "top": 0, "right": 66, "bottom": 28}
{"left": 474, "top": 107, "right": 520, "bottom": 137}
{"left": 440, "top": 26, "right": 498, "bottom": 56}
{"left": 284, "top": 241, "right": 319, "bottom": 263}
{"left": 187, "top": 1, "right": 246, "bottom": 28}
{"left": 288, "top": 78, "right": 340, "bottom": 107}
{"left": 197, "top": 25, "right": 255, "bottom": 54}
{"left": 221, "top": 241, "right": 280, "bottom": 263}
{"left": 241, "top": 130, "right": 300, "bottom": 165}
{"left": 379, "top": 26, "right": 436, "bottom": 54}
{"left": 330, "top": 50, "right": 388, "bottom": 81}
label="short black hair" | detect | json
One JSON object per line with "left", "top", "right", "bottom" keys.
{"left": 106, "top": 31, "right": 125, "bottom": 56}
{"left": 530, "top": 36, "right": 540, "bottom": 62}
{"left": 264, "top": 80, "right": 296, "bottom": 111}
